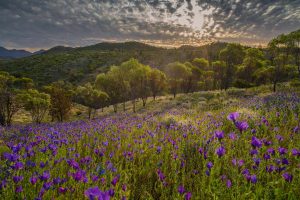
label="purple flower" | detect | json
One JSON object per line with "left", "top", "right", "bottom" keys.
{"left": 227, "top": 112, "right": 239, "bottom": 122}
{"left": 215, "top": 130, "right": 224, "bottom": 140}
{"left": 185, "top": 192, "right": 192, "bottom": 200}
{"left": 15, "top": 185, "right": 23, "bottom": 193}
{"left": 216, "top": 146, "right": 226, "bottom": 157}
{"left": 84, "top": 187, "right": 110, "bottom": 200}
{"left": 291, "top": 149, "right": 299, "bottom": 156}
{"left": 207, "top": 162, "right": 213, "bottom": 170}
{"left": 282, "top": 172, "right": 293, "bottom": 182}
{"left": 235, "top": 121, "right": 249, "bottom": 132}
{"left": 30, "top": 176, "right": 38, "bottom": 185}
{"left": 251, "top": 137, "right": 262, "bottom": 148}
{"left": 43, "top": 181, "right": 53, "bottom": 190}
{"left": 12, "top": 162, "right": 24, "bottom": 170}
{"left": 281, "top": 158, "right": 289, "bottom": 165}
{"left": 178, "top": 185, "right": 185, "bottom": 194}
{"left": 267, "top": 148, "right": 275, "bottom": 155}
{"left": 67, "top": 159, "right": 80, "bottom": 169}
{"left": 13, "top": 176, "right": 23, "bottom": 183}
{"left": 250, "top": 175, "right": 257, "bottom": 184}
{"left": 111, "top": 175, "right": 119, "bottom": 186}
{"left": 278, "top": 147, "right": 288, "bottom": 155}
{"left": 157, "top": 146, "right": 162, "bottom": 154}
{"left": 226, "top": 179, "right": 232, "bottom": 188}
{"left": 228, "top": 132, "right": 237, "bottom": 140}
{"left": 266, "top": 165, "right": 275, "bottom": 173}
{"left": 39, "top": 171, "right": 50, "bottom": 181}
{"left": 58, "top": 187, "right": 67, "bottom": 194}
{"left": 250, "top": 149, "right": 258, "bottom": 156}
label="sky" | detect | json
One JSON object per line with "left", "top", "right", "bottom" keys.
{"left": 0, "top": 0, "right": 299, "bottom": 51}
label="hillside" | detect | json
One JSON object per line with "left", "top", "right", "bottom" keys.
{"left": 0, "top": 42, "right": 227, "bottom": 86}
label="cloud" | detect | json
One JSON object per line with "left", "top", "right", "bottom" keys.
{"left": 0, "top": 0, "right": 299, "bottom": 49}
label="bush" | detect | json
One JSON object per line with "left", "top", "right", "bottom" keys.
{"left": 226, "top": 87, "right": 246, "bottom": 97}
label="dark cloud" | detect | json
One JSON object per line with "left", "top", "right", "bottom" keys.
{"left": 0, "top": 0, "right": 299, "bottom": 50}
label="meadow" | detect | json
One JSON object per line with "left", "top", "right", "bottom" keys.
{"left": 0, "top": 85, "right": 299, "bottom": 200}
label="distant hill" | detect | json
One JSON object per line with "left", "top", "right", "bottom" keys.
{"left": 0, "top": 41, "right": 228, "bottom": 86}
{"left": 0, "top": 47, "right": 33, "bottom": 59}
{"left": 0, "top": 47, "right": 46, "bottom": 59}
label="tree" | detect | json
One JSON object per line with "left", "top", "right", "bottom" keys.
{"left": 0, "top": 72, "right": 24, "bottom": 126}
{"left": 44, "top": 81, "right": 73, "bottom": 122}
{"left": 182, "top": 62, "right": 201, "bottom": 93}
{"left": 120, "top": 59, "right": 151, "bottom": 111}
{"left": 17, "top": 89, "right": 50, "bottom": 123}
{"left": 95, "top": 68, "right": 125, "bottom": 113}
{"left": 219, "top": 43, "right": 245, "bottom": 90}
{"left": 211, "top": 61, "right": 226, "bottom": 90}
{"left": 74, "top": 83, "right": 108, "bottom": 119}
{"left": 164, "top": 62, "right": 191, "bottom": 98}
{"left": 236, "top": 48, "right": 266, "bottom": 87}
{"left": 148, "top": 68, "right": 167, "bottom": 100}
{"left": 193, "top": 58, "right": 209, "bottom": 70}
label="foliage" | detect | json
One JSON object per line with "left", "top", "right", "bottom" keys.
{"left": 43, "top": 81, "right": 73, "bottom": 122}
{"left": 74, "top": 83, "right": 108, "bottom": 119}
{"left": 17, "top": 89, "right": 50, "bottom": 123}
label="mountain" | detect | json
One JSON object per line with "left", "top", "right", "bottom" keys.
{"left": 0, "top": 47, "right": 32, "bottom": 59}
{"left": 0, "top": 41, "right": 228, "bottom": 86}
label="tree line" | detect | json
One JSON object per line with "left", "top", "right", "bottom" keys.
{"left": 0, "top": 30, "right": 299, "bottom": 126}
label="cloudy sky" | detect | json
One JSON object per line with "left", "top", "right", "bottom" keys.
{"left": 0, "top": 0, "right": 299, "bottom": 51}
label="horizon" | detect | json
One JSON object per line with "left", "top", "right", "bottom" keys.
{"left": 1, "top": 0, "right": 299, "bottom": 51}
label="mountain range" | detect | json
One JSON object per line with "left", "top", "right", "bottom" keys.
{"left": 0, "top": 47, "right": 46, "bottom": 59}
{"left": 0, "top": 41, "right": 228, "bottom": 86}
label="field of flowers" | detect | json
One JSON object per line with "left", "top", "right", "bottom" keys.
{"left": 0, "top": 92, "right": 299, "bottom": 199}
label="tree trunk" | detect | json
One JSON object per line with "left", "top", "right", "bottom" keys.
{"left": 273, "top": 81, "right": 277, "bottom": 92}
{"left": 153, "top": 95, "right": 156, "bottom": 101}
{"left": 101, "top": 107, "right": 104, "bottom": 112}
{"left": 173, "top": 93, "right": 176, "bottom": 98}
{"left": 88, "top": 107, "right": 92, "bottom": 119}
{"left": 142, "top": 98, "right": 147, "bottom": 107}
{"left": 132, "top": 99, "right": 136, "bottom": 113}
{"left": 123, "top": 102, "right": 126, "bottom": 111}
{"left": 113, "top": 104, "right": 118, "bottom": 113}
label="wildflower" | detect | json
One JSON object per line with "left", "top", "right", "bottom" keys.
{"left": 67, "top": 159, "right": 80, "bottom": 169}
{"left": 236, "top": 121, "right": 249, "bottom": 132}
{"left": 178, "top": 185, "right": 185, "bottom": 194}
{"left": 15, "top": 185, "right": 23, "bottom": 193}
{"left": 278, "top": 147, "right": 288, "bottom": 155}
{"left": 251, "top": 137, "right": 262, "bottom": 148}
{"left": 226, "top": 179, "right": 232, "bottom": 188}
{"left": 282, "top": 172, "right": 293, "bottom": 182}
{"left": 250, "top": 175, "right": 257, "bottom": 184}
{"left": 215, "top": 130, "right": 224, "bottom": 140}
{"left": 156, "top": 146, "right": 162, "bottom": 154}
{"left": 266, "top": 165, "right": 275, "bottom": 173}
{"left": 228, "top": 132, "right": 237, "bottom": 140}
{"left": 39, "top": 171, "right": 50, "bottom": 181}
{"left": 267, "top": 148, "right": 275, "bottom": 155}
{"left": 291, "top": 149, "right": 299, "bottom": 156}
{"left": 12, "top": 162, "right": 24, "bottom": 170}
{"left": 185, "top": 192, "right": 192, "bottom": 200}
{"left": 13, "top": 176, "right": 23, "bottom": 183}
{"left": 250, "top": 149, "right": 258, "bottom": 156}
{"left": 281, "top": 158, "right": 289, "bottom": 165}
{"left": 207, "top": 161, "right": 213, "bottom": 170}
{"left": 216, "top": 146, "right": 226, "bottom": 157}
{"left": 84, "top": 187, "right": 110, "bottom": 200}
{"left": 227, "top": 112, "right": 239, "bottom": 122}
{"left": 58, "top": 187, "right": 67, "bottom": 194}
{"left": 111, "top": 175, "right": 119, "bottom": 186}
{"left": 30, "top": 176, "right": 38, "bottom": 185}
{"left": 43, "top": 182, "right": 53, "bottom": 190}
